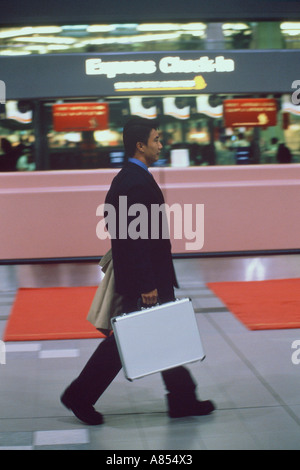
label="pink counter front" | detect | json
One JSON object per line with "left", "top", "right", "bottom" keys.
{"left": 1, "top": 165, "right": 300, "bottom": 261}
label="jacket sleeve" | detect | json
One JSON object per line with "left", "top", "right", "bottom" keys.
{"left": 116, "top": 183, "right": 157, "bottom": 296}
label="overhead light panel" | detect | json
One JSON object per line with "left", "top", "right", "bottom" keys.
{"left": 0, "top": 49, "right": 32, "bottom": 56}
{"left": 12, "top": 36, "right": 76, "bottom": 44}
{"left": 223, "top": 23, "right": 250, "bottom": 31}
{"left": 181, "top": 23, "right": 206, "bottom": 31}
{"left": 62, "top": 25, "right": 88, "bottom": 31}
{"left": 137, "top": 23, "right": 180, "bottom": 32}
{"left": 281, "top": 22, "right": 300, "bottom": 36}
{"left": 87, "top": 25, "right": 115, "bottom": 33}
{"left": 0, "top": 26, "right": 62, "bottom": 39}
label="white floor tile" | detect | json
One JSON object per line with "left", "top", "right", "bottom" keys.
{"left": 38, "top": 349, "right": 79, "bottom": 359}
{"left": 5, "top": 343, "right": 41, "bottom": 352}
{"left": 33, "top": 429, "right": 89, "bottom": 446}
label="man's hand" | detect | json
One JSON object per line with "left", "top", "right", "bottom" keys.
{"left": 141, "top": 288, "right": 158, "bottom": 306}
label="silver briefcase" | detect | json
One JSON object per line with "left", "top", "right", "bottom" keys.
{"left": 111, "top": 298, "right": 205, "bottom": 381}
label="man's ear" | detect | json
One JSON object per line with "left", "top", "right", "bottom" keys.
{"left": 136, "top": 141, "right": 144, "bottom": 152}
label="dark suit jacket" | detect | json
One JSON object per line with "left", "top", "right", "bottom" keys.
{"left": 105, "top": 162, "right": 178, "bottom": 301}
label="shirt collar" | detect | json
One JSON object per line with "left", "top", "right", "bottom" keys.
{"left": 128, "top": 157, "right": 149, "bottom": 173}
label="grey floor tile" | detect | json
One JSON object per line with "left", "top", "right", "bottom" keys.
{"left": 0, "top": 431, "right": 33, "bottom": 446}
{"left": 238, "top": 406, "right": 300, "bottom": 435}
{"left": 0, "top": 445, "right": 33, "bottom": 450}
{"left": 0, "top": 304, "right": 13, "bottom": 318}
{"left": 251, "top": 431, "right": 300, "bottom": 450}
{"left": 35, "top": 444, "right": 90, "bottom": 450}
{"left": 135, "top": 412, "right": 208, "bottom": 450}
{"left": 88, "top": 414, "right": 147, "bottom": 450}
{"left": 201, "top": 432, "right": 259, "bottom": 450}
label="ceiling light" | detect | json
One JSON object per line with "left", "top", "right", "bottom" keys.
{"left": 46, "top": 44, "right": 72, "bottom": 50}
{"left": 0, "top": 26, "right": 62, "bottom": 39}
{"left": 25, "top": 45, "right": 48, "bottom": 53}
{"left": 223, "top": 23, "right": 249, "bottom": 31}
{"left": 62, "top": 25, "right": 88, "bottom": 31}
{"left": 86, "top": 31, "right": 181, "bottom": 46}
{"left": 12, "top": 36, "right": 76, "bottom": 44}
{"left": 87, "top": 25, "right": 115, "bottom": 33}
{"left": 0, "top": 49, "right": 32, "bottom": 55}
{"left": 181, "top": 23, "right": 206, "bottom": 31}
{"left": 280, "top": 22, "right": 300, "bottom": 36}
{"left": 281, "top": 22, "right": 300, "bottom": 30}
{"left": 137, "top": 23, "right": 180, "bottom": 32}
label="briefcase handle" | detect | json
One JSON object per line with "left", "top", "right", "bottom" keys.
{"left": 137, "top": 297, "right": 160, "bottom": 311}
{"left": 138, "top": 297, "right": 191, "bottom": 310}
{"left": 137, "top": 297, "right": 187, "bottom": 311}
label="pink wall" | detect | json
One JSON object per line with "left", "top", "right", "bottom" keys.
{"left": 1, "top": 164, "right": 300, "bottom": 261}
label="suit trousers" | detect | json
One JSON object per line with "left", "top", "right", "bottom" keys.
{"left": 67, "top": 295, "right": 197, "bottom": 407}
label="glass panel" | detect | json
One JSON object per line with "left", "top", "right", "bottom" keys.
{"left": 38, "top": 93, "right": 300, "bottom": 170}
{"left": 0, "top": 100, "right": 35, "bottom": 171}
{"left": 2, "top": 93, "right": 299, "bottom": 171}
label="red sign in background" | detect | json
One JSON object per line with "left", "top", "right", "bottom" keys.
{"left": 223, "top": 98, "right": 277, "bottom": 128}
{"left": 53, "top": 102, "right": 109, "bottom": 132}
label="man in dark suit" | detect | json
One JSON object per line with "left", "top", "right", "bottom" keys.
{"left": 61, "top": 118, "right": 215, "bottom": 425}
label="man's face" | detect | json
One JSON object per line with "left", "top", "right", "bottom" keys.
{"left": 141, "top": 128, "right": 163, "bottom": 166}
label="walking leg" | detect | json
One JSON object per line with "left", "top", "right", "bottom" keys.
{"left": 161, "top": 366, "right": 215, "bottom": 418}
{"left": 61, "top": 334, "right": 122, "bottom": 424}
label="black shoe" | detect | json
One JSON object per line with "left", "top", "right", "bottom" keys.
{"left": 61, "top": 389, "right": 104, "bottom": 425}
{"left": 167, "top": 394, "right": 215, "bottom": 418}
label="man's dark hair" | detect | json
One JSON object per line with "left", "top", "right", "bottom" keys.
{"left": 123, "top": 117, "right": 159, "bottom": 162}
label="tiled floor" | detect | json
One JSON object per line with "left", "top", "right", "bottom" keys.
{"left": 1, "top": 255, "right": 300, "bottom": 450}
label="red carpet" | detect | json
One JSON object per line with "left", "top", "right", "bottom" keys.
{"left": 207, "top": 278, "right": 300, "bottom": 330}
{"left": 3, "top": 287, "right": 105, "bottom": 341}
